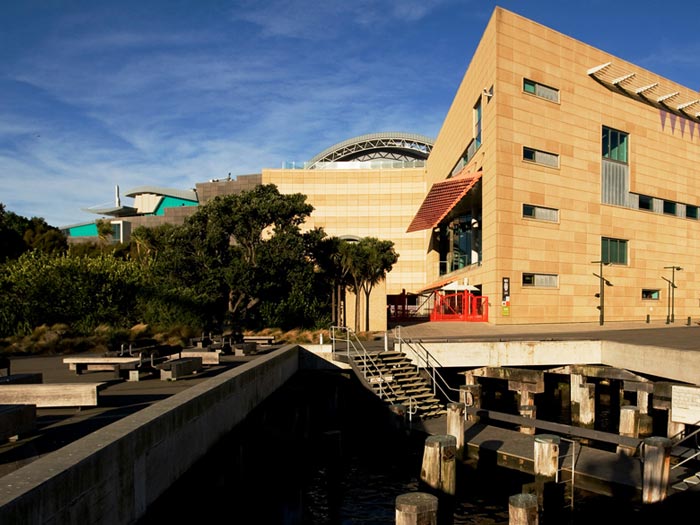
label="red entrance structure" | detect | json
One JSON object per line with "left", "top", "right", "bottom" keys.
{"left": 430, "top": 286, "right": 488, "bottom": 322}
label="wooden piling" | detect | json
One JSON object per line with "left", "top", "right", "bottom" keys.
{"left": 508, "top": 493, "right": 538, "bottom": 525}
{"left": 519, "top": 405, "right": 536, "bottom": 435}
{"left": 533, "top": 434, "right": 560, "bottom": 479}
{"left": 459, "top": 384, "right": 481, "bottom": 422}
{"left": 420, "top": 435, "right": 457, "bottom": 496}
{"left": 395, "top": 492, "right": 438, "bottom": 525}
{"left": 616, "top": 405, "right": 640, "bottom": 456}
{"left": 446, "top": 402, "right": 466, "bottom": 460}
{"left": 570, "top": 375, "right": 595, "bottom": 429}
{"left": 642, "top": 436, "right": 673, "bottom": 504}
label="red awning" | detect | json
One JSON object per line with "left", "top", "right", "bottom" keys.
{"left": 406, "top": 172, "right": 482, "bottom": 233}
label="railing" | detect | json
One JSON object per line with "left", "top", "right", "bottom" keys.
{"left": 330, "top": 326, "right": 412, "bottom": 419}
{"left": 393, "top": 325, "right": 458, "bottom": 404}
{"left": 557, "top": 437, "right": 577, "bottom": 510}
{"left": 670, "top": 420, "right": 700, "bottom": 471}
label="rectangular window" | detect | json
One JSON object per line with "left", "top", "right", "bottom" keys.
{"left": 642, "top": 289, "right": 660, "bottom": 300}
{"left": 602, "top": 126, "right": 628, "bottom": 163}
{"left": 687, "top": 205, "right": 698, "bottom": 219}
{"left": 639, "top": 194, "right": 653, "bottom": 210}
{"left": 663, "top": 200, "right": 677, "bottom": 215}
{"left": 522, "top": 273, "right": 558, "bottom": 287}
{"left": 601, "top": 237, "right": 628, "bottom": 265}
{"left": 523, "top": 147, "right": 559, "bottom": 168}
{"left": 523, "top": 204, "right": 559, "bottom": 222}
{"left": 474, "top": 98, "right": 482, "bottom": 149}
{"left": 523, "top": 78, "right": 560, "bottom": 103}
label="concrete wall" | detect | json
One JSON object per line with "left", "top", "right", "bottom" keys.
{"left": 0, "top": 346, "right": 300, "bottom": 525}
{"left": 397, "top": 339, "right": 700, "bottom": 386}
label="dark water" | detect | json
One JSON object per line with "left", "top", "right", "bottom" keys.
{"left": 139, "top": 370, "right": 696, "bottom": 524}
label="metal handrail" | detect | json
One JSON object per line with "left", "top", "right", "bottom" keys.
{"left": 330, "top": 326, "right": 411, "bottom": 415}
{"left": 557, "top": 437, "right": 577, "bottom": 510}
{"left": 393, "top": 325, "right": 459, "bottom": 403}
{"left": 670, "top": 420, "right": 700, "bottom": 470}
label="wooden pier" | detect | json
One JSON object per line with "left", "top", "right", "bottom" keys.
{"left": 419, "top": 413, "right": 696, "bottom": 500}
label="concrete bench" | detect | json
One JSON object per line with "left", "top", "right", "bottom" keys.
{"left": 0, "top": 404, "right": 36, "bottom": 442}
{"left": 179, "top": 350, "right": 221, "bottom": 365}
{"left": 157, "top": 357, "right": 203, "bottom": 381}
{"left": 0, "top": 373, "right": 43, "bottom": 385}
{"left": 63, "top": 357, "right": 142, "bottom": 378}
{"left": 243, "top": 335, "right": 276, "bottom": 345}
{"left": 0, "top": 383, "right": 106, "bottom": 408}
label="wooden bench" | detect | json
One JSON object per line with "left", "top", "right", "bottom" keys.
{"left": 157, "top": 357, "right": 203, "bottom": 381}
{"left": 180, "top": 350, "right": 221, "bottom": 365}
{"left": 63, "top": 356, "right": 142, "bottom": 379}
{"left": 0, "top": 404, "right": 36, "bottom": 442}
{"left": 0, "top": 383, "right": 106, "bottom": 408}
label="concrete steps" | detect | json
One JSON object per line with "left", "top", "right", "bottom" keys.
{"left": 352, "top": 351, "right": 446, "bottom": 419}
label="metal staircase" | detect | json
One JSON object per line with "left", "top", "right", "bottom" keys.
{"left": 670, "top": 422, "right": 700, "bottom": 493}
{"left": 330, "top": 326, "right": 446, "bottom": 419}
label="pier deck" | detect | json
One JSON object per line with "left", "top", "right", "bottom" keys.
{"left": 420, "top": 416, "right": 698, "bottom": 499}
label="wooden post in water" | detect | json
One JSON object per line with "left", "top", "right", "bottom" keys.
{"left": 446, "top": 402, "right": 466, "bottom": 460}
{"left": 534, "top": 434, "right": 560, "bottom": 479}
{"left": 617, "top": 405, "right": 640, "bottom": 456}
{"left": 420, "top": 435, "right": 457, "bottom": 496}
{"left": 667, "top": 412, "right": 685, "bottom": 441}
{"left": 395, "top": 492, "right": 438, "bottom": 525}
{"left": 642, "top": 437, "right": 673, "bottom": 504}
{"left": 570, "top": 375, "right": 595, "bottom": 429}
{"left": 508, "top": 493, "right": 538, "bottom": 525}
{"left": 390, "top": 404, "right": 408, "bottom": 435}
{"left": 519, "top": 399, "right": 536, "bottom": 436}
{"left": 460, "top": 384, "right": 481, "bottom": 422}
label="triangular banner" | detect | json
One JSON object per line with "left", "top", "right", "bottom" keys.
{"left": 669, "top": 113, "right": 677, "bottom": 133}
{"left": 680, "top": 117, "right": 686, "bottom": 137}
{"left": 660, "top": 110, "right": 667, "bottom": 130}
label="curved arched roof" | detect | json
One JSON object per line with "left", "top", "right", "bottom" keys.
{"left": 307, "top": 132, "right": 434, "bottom": 169}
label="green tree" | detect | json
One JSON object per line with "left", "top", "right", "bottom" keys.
{"left": 339, "top": 237, "right": 398, "bottom": 332}
{"left": 179, "top": 184, "right": 314, "bottom": 329}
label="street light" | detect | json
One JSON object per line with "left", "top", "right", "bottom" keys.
{"left": 663, "top": 266, "right": 682, "bottom": 323}
{"left": 592, "top": 260, "right": 613, "bottom": 326}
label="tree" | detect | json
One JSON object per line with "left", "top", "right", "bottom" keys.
{"left": 359, "top": 238, "right": 399, "bottom": 332}
{"left": 339, "top": 237, "right": 398, "bottom": 332}
{"left": 182, "top": 184, "right": 314, "bottom": 328}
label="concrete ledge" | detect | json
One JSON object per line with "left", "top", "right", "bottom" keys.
{"left": 0, "top": 345, "right": 300, "bottom": 524}
{"left": 179, "top": 351, "right": 221, "bottom": 365}
{"left": 0, "top": 383, "right": 105, "bottom": 408}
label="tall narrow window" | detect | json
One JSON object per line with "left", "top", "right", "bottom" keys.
{"left": 602, "top": 126, "right": 629, "bottom": 163}
{"left": 601, "top": 237, "right": 628, "bottom": 265}
{"left": 474, "top": 98, "right": 482, "bottom": 149}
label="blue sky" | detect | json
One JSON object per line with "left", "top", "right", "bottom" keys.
{"left": 1, "top": 0, "right": 699, "bottom": 227}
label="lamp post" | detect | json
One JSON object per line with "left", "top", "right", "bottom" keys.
{"left": 592, "top": 260, "right": 613, "bottom": 326}
{"left": 663, "top": 266, "right": 682, "bottom": 323}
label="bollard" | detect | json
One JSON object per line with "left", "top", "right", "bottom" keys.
{"left": 642, "top": 437, "right": 673, "bottom": 504}
{"left": 446, "top": 402, "right": 466, "bottom": 460}
{"left": 420, "top": 435, "right": 457, "bottom": 496}
{"left": 534, "top": 434, "right": 560, "bottom": 480}
{"left": 646, "top": 314, "right": 650, "bottom": 324}
{"left": 508, "top": 493, "right": 538, "bottom": 525}
{"left": 395, "top": 492, "right": 438, "bottom": 525}
{"left": 687, "top": 316, "right": 692, "bottom": 326}
{"left": 617, "top": 405, "right": 640, "bottom": 456}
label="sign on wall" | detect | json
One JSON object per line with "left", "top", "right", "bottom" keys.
{"left": 671, "top": 385, "right": 700, "bottom": 425}
{"left": 502, "top": 277, "right": 510, "bottom": 316}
